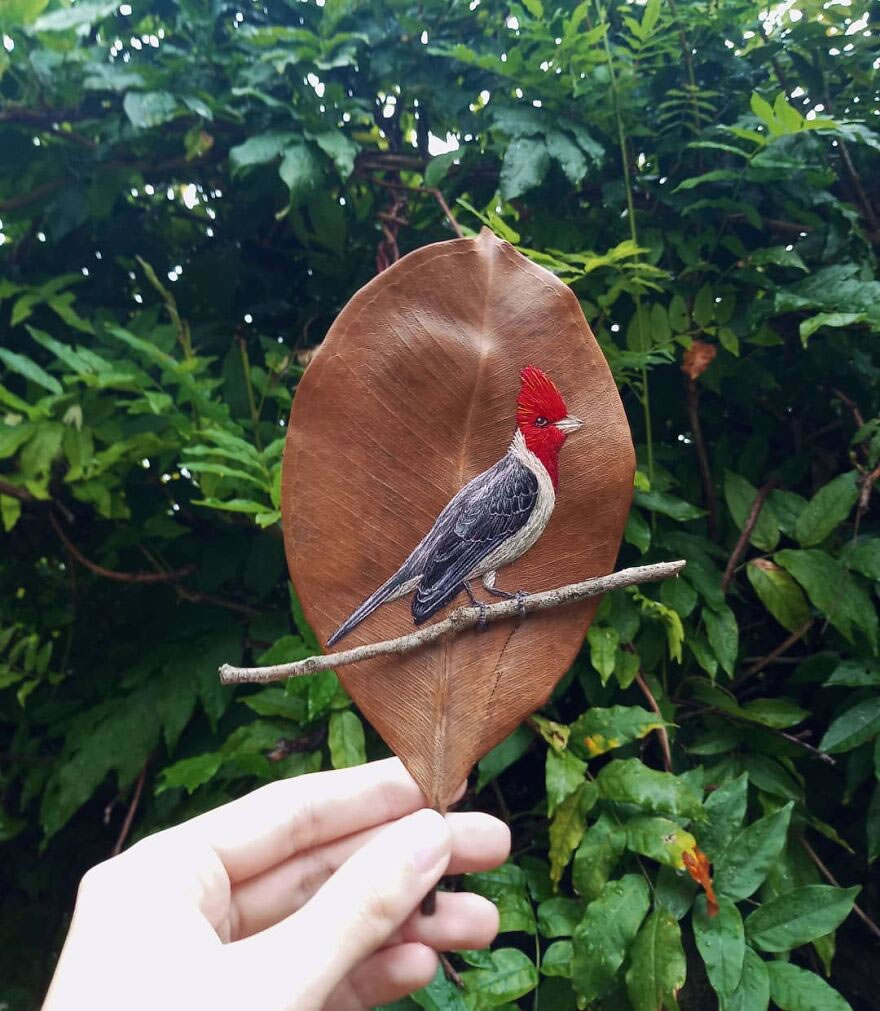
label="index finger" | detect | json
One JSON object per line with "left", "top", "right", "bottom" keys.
{"left": 180, "top": 758, "right": 443, "bottom": 882}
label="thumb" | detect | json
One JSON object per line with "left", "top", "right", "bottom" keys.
{"left": 231, "top": 808, "right": 451, "bottom": 1008}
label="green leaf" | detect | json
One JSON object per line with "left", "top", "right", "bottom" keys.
{"left": 775, "top": 548, "right": 878, "bottom": 649}
{"left": 596, "top": 759, "right": 703, "bottom": 819}
{"left": 726, "top": 946, "right": 770, "bottom": 1011}
{"left": 466, "top": 864, "right": 536, "bottom": 935}
{"left": 159, "top": 752, "right": 223, "bottom": 794}
{"left": 587, "top": 624, "right": 619, "bottom": 685}
{"left": 1, "top": 494, "right": 21, "bottom": 532}
{"left": 572, "top": 874, "right": 650, "bottom": 1004}
{"left": 693, "top": 895, "right": 745, "bottom": 1000}
{"left": 819, "top": 698, "right": 880, "bottom": 754}
{"left": 745, "top": 885, "right": 859, "bottom": 952}
{"left": 569, "top": 705, "right": 668, "bottom": 760}
{"left": 123, "top": 91, "right": 178, "bottom": 129}
{"left": 625, "top": 910, "right": 686, "bottom": 1011}
{"left": 766, "top": 961, "right": 853, "bottom": 1011}
{"left": 279, "top": 143, "right": 322, "bottom": 204}
{"left": 459, "top": 948, "right": 538, "bottom": 1004}
{"left": 33, "top": 0, "right": 116, "bottom": 32}
{"left": 499, "top": 137, "right": 551, "bottom": 200}
{"left": 634, "top": 488, "right": 705, "bottom": 521}
{"left": 546, "top": 747, "right": 587, "bottom": 816}
{"left": 704, "top": 604, "right": 739, "bottom": 677}
{"left": 549, "top": 782, "right": 595, "bottom": 884}
{"left": 412, "top": 963, "right": 470, "bottom": 1010}
{"left": 229, "top": 132, "right": 293, "bottom": 172}
{"left": 536, "top": 896, "right": 583, "bottom": 938}
{"left": 424, "top": 150, "right": 459, "bottom": 188}
{"left": 840, "top": 537, "right": 880, "bottom": 580}
{"left": 799, "top": 312, "right": 865, "bottom": 346}
{"left": 795, "top": 472, "right": 859, "bottom": 547}
{"left": 823, "top": 661, "right": 880, "bottom": 688}
{"left": 714, "top": 802, "right": 793, "bottom": 901}
{"left": 328, "top": 709, "right": 365, "bottom": 769}
{"left": 699, "top": 772, "right": 748, "bottom": 860}
{"left": 0, "top": 348, "right": 62, "bottom": 394}
{"left": 747, "top": 560, "right": 811, "bottom": 633}
{"left": 312, "top": 129, "right": 358, "bottom": 179}
{"left": 546, "top": 130, "right": 587, "bottom": 185}
{"left": 540, "top": 940, "right": 572, "bottom": 978}
{"left": 572, "top": 813, "right": 625, "bottom": 901}
{"left": 723, "top": 472, "right": 779, "bottom": 551}
{"left": 625, "top": 815, "right": 698, "bottom": 868}
{"left": 476, "top": 724, "right": 533, "bottom": 792}
{"left": 625, "top": 509, "right": 651, "bottom": 553}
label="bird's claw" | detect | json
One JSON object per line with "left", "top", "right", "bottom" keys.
{"left": 477, "top": 601, "right": 488, "bottom": 631}
{"left": 515, "top": 589, "right": 528, "bottom": 621}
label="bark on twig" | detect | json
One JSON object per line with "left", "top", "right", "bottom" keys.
{"left": 732, "top": 618, "right": 813, "bottom": 687}
{"left": 111, "top": 760, "right": 149, "bottom": 856}
{"left": 219, "top": 560, "right": 687, "bottom": 685}
{"left": 50, "top": 512, "right": 195, "bottom": 584}
{"left": 635, "top": 670, "right": 672, "bottom": 772}
{"left": 684, "top": 379, "right": 717, "bottom": 539}
{"left": 721, "top": 478, "right": 777, "bottom": 592}
{"left": 798, "top": 833, "right": 880, "bottom": 942}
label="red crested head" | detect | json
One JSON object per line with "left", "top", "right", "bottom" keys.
{"left": 515, "top": 366, "right": 582, "bottom": 488}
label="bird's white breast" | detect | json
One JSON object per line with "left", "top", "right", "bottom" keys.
{"left": 474, "top": 430, "right": 556, "bottom": 578}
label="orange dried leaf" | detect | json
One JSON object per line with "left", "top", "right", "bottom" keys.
{"left": 681, "top": 340, "right": 717, "bottom": 381}
{"left": 283, "top": 230, "right": 634, "bottom": 809}
{"left": 683, "top": 846, "right": 718, "bottom": 916}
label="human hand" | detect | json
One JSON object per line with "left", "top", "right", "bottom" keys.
{"left": 43, "top": 758, "right": 510, "bottom": 1011}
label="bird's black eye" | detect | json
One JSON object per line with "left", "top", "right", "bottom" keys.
{"left": 535, "top": 416, "right": 549, "bottom": 428}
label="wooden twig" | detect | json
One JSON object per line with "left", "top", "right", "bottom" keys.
{"left": 112, "top": 761, "right": 148, "bottom": 856}
{"left": 684, "top": 378, "right": 717, "bottom": 539}
{"left": 634, "top": 670, "right": 672, "bottom": 772}
{"left": 50, "top": 512, "right": 195, "bottom": 585}
{"left": 219, "top": 560, "right": 687, "bottom": 684}
{"left": 731, "top": 618, "right": 812, "bottom": 687}
{"left": 0, "top": 479, "right": 35, "bottom": 503}
{"left": 798, "top": 833, "right": 880, "bottom": 942}
{"left": 721, "top": 478, "right": 777, "bottom": 592}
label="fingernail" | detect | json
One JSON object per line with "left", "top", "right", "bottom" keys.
{"left": 408, "top": 809, "right": 450, "bottom": 873}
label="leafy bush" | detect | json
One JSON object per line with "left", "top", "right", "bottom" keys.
{"left": 1, "top": 0, "right": 879, "bottom": 1007}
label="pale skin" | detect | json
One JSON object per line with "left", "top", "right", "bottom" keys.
{"left": 43, "top": 758, "right": 510, "bottom": 1011}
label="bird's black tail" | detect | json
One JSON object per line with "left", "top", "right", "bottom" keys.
{"left": 326, "top": 571, "right": 411, "bottom": 648}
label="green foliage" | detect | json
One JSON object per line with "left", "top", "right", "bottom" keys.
{"left": 2, "top": 0, "right": 879, "bottom": 1006}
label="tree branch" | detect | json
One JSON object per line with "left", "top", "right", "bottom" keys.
{"left": 721, "top": 478, "right": 777, "bottom": 592}
{"left": 219, "top": 560, "right": 687, "bottom": 685}
{"left": 798, "top": 833, "right": 880, "bottom": 942}
{"left": 0, "top": 479, "right": 35, "bottom": 503}
{"left": 50, "top": 512, "right": 195, "bottom": 584}
{"left": 731, "top": 618, "right": 813, "bottom": 687}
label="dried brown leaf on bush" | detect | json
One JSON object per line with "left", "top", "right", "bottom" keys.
{"left": 283, "top": 229, "right": 634, "bottom": 809}
{"left": 681, "top": 340, "right": 717, "bottom": 381}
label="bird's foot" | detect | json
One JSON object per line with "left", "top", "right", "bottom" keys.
{"left": 514, "top": 589, "right": 529, "bottom": 620}
{"left": 477, "top": 601, "right": 489, "bottom": 631}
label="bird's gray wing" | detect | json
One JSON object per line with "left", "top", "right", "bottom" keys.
{"left": 411, "top": 456, "right": 538, "bottom": 623}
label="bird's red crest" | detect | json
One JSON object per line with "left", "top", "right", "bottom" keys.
{"left": 516, "top": 366, "right": 568, "bottom": 426}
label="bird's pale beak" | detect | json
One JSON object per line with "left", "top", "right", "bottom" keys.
{"left": 555, "top": 415, "right": 583, "bottom": 435}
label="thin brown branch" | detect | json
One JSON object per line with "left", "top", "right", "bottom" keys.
{"left": 50, "top": 512, "right": 195, "bottom": 584}
{"left": 358, "top": 174, "right": 463, "bottom": 237}
{"left": 731, "top": 618, "right": 813, "bottom": 687}
{"left": 173, "top": 584, "right": 261, "bottom": 617}
{"left": 777, "top": 730, "right": 835, "bottom": 766}
{"left": 439, "top": 952, "right": 464, "bottom": 988}
{"left": 112, "top": 761, "right": 148, "bottom": 857}
{"left": 721, "top": 479, "right": 777, "bottom": 592}
{"left": 0, "top": 479, "right": 35, "bottom": 502}
{"left": 219, "top": 560, "right": 687, "bottom": 685}
{"left": 798, "top": 833, "right": 880, "bottom": 942}
{"left": 634, "top": 671, "right": 672, "bottom": 772}
{"left": 685, "top": 378, "right": 717, "bottom": 539}
{"left": 832, "top": 387, "right": 866, "bottom": 431}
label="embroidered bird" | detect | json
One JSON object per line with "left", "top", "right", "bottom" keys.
{"left": 326, "top": 365, "right": 582, "bottom": 647}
